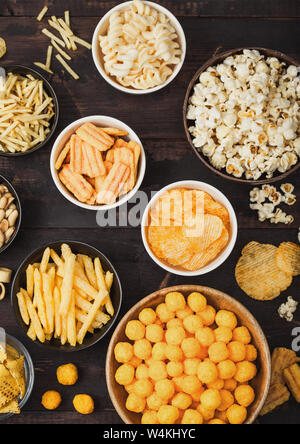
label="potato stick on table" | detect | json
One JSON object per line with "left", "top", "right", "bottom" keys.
{"left": 77, "top": 289, "right": 107, "bottom": 344}
{"left": 34, "top": 268, "right": 48, "bottom": 331}
{"left": 53, "top": 286, "right": 62, "bottom": 338}
{"left": 46, "top": 45, "right": 53, "bottom": 70}
{"left": 42, "top": 272, "right": 55, "bottom": 334}
{"left": 26, "top": 264, "right": 34, "bottom": 299}
{"left": 59, "top": 252, "right": 76, "bottom": 316}
{"left": 17, "top": 291, "right": 30, "bottom": 326}
{"left": 40, "top": 247, "right": 51, "bottom": 273}
{"left": 37, "top": 6, "right": 48, "bottom": 21}
{"left": 67, "top": 291, "right": 77, "bottom": 346}
{"left": 25, "top": 292, "right": 45, "bottom": 343}
{"left": 64, "top": 10, "right": 70, "bottom": 27}
{"left": 42, "top": 28, "right": 66, "bottom": 47}
{"left": 56, "top": 54, "right": 79, "bottom": 80}
{"left": 51, "top": 39, "right": 71, "bottom": 61}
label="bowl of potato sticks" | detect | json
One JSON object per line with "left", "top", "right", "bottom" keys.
{"left": 184, "top": 47, "right": 300, "bottom": 184}
{"left": 11, "top": 241, "right": 122, "bottom": 352}
{"left": 0, "top": 174, "right": 21, "bottom": 254}
{"left": 106, "top": 285, "right": 271, "bottom": 424}
{"left": 0, "top": 332, "right": 34, "bottom": 421}
{"left": 141, "top": 181, "right": 238, "bottom": 276}
{"left": 92, "top": 0, "right": 186, "bottom": 94}
{"left": 50, "top": 115, "right": 146, "bottom": 210}
{"left": 0, "top": 65, "right": 59, "bottom": 156}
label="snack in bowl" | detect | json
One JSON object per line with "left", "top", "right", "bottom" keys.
{"left": 55, "top": 123, "right": 141, "bottom": 206}
{"left": 186, "top": 49, "right": 300, "bottom": 181}
{"left": 113, "top": 290, "right": 259, "bottom": 424}
{"left": 0, "top": 72, "right": 55, "bottom": 154}
{"left": 15, "top": 243, "right": 115, "bottom": 347}
{"left": 98, "top": 0, "right": 182, "bottom": 91}
{"left": 146, "top": 188, "right": 230, "bottom": 272}
{"left": 0, "top": 182, "right": 19, "bottom": 249}
{"left": 0, "top": 38, "right": 6, "bottom": 59}
{"left": 0, "top": 343, "right": 25, "bottom": 415}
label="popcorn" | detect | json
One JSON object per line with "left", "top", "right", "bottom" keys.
{"left": 278, "top": 296, "right": 298, "bottom": 322}
{"left": 187, "top": 50, "right": 300, "bottom": 179}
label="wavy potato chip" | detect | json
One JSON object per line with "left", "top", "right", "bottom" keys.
{"left": 276, "top": 242, "right": 300, "bottom": 276}
{"left": 235, "top": 243, "right": 293, "bottom": 300}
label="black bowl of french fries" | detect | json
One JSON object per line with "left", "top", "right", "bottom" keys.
{"left": 11, "top": 241, "right": 122, "bottom": 351}
{"left": 0, "top": 65, "right": 59, "bottom": 156}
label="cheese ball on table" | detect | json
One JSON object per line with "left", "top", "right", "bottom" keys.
{"left": 73, "top": 394, "right": 94, "bottom": 415}
{"left": 42, "top": 391, "right": 62, "bottom": 410}
{"left": 57, "top": 363, "right": 78, "bottom": 386}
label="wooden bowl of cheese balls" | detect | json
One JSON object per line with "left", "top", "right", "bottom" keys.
{"left": 106, "top": 285, "right": 271, "bottom": 425}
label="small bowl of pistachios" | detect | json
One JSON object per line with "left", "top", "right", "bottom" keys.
{"left": 0, "top": 175, "right": 21, "bottom": 253}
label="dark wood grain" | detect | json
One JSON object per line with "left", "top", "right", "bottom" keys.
{"left": 0, "top": 0, "right": 299, "bottom": 425}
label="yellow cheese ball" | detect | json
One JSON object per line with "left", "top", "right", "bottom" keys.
{"left": 165, "top": 344, "right": 183, "bottom": 362}
{"left": 227, "top": 341, "right": 246, "bottom": 362}
{"left": 181, "top": 409, "right": 203, "bottom": 424}
{"left": 208, "top": 342, "right": 230, "bottom": 363}
{"left": 232, "top": 326, "right": 251, "bottom": 344}
{"left": 215, "top": 310, "right": 237, "bottom": 329}
{"left": 136, "top": 364, "right": 149, "bottom": 380}
{"left": 173, "top": 376, "right": 185, "bottom": 392}
{"left": 114, "top": 342, "right": 134, "bottom": 364}
{"left": 146, "top": 324, "right": 164, "bottom": 343}
{"left": 172, "top": 392, "right": 193, "bottom": 410}
{"left": 181, "top": 338, "right": 202, "bottom": 359}
{"left": 215, "top": 410, "right": 228, "bottom": 423}
{"left": 139, "top": 308, "right": 157, "bottom": 325}
{"left": 176, "top": 305, "right": 193, "bottom": 320}
{"left": 147, "top": 392, "right": 164, "bottom": 411}
{"left": 167, "top": 361, "right": 184, "bottom": 378}
{"left": 198, "top": 306, "right": 216, "bottom": 326}
{"left": 156, "top": 303, "right": 175, "bottom": 323}
{"left": 73, "top": 394, "right": 94, "bottom": 415}
{"left": 157, "top": 405, "right": 179, "bottom": 424}
{"left": 187, "top": 292, "right": 207, "bottom": 312}
{"left": 200, "top": 389, "right": 222, "bottom": 410}
{"left": 133, "top": 339, "right": 152, "bottom": 360}
{"left": 235, "top": 361, "right": 257, "bottom": 383}
{"left": 148, "top": 360, "right": 168, "bottom": 381}
{"left": 126, "top": 393, "right": 146, "bottom": 413}
{"left": 223, "top": 378, "right": 238, "bottom": 392}
{"left": 184, "top": 358, "right": 201, "bottom": 376}
{"left": 115, "top": 364, "right": 135, "bottom": 386}
{"left": 217, "top": 390, "right": 234, "bottom": 411}
{"left": 167, "top": 318, "right": 183, "bottom": 329}
{"left": 125, "top": 320, "right": 145, "bottom": 341}
{"left": 181, "top": 375, "right": 202, "bottom": 395}
{"left": 155, "top": 379, "right": 175, "bottom": 400}
{"left": 227, "top": 404, "right": 247, "bottom": 424}
{"left": 125, "top": 379, "right": 136, "bottom": 394}
{"left": 195, "top": 327, "right": 215, "bottom": 347}
{"left": 183, "top": 315, "right": 203, "bottom": 334}
{"left": 217, "top": 360, "right": 237, "bottom": 380}
{"left": 56, "top": 363, "right": 78, "bottom": 386}
{"left": 152, "top": 342, "right": 167, "bottom": 360}
{"left": 245, "top": 344, "right": 258, "bottom": 362}
{"left": 133, "top": 379, "right": 153, "bottom": 398}
{"left": 208, "top": 419, "right": 226, "bottom": 424}
{"left": 197, "top": 360, "right": 218, "bottom": 385}
{"left": 128, "top": 356, "right": 143, "bottom": 368}
{"left": 235, "top": 385, "right": 255, "bottom": 407}
{"left": 191, "top": 387, "right": 205, "bottom": 402}
{"left": 41, "top": 391, "right": 62, "bottom": 410}
{"left": 207, "top": 378, "right": 225, "bottom": 390}
{"left": 165, "top": 327, "right": 186, "bottom": 346}
{"left": 214, "top": 327, "right": 233, "bottom": 344}
{"left": 142, "top": 410, "right": 159, "bottom": 424}
{"left": 165, "top": 292, "right": 186, "bottom": 312}
{"left": 197, "top": 403, "right": 215, "bottom": 421}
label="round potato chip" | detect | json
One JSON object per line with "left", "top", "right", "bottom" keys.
{"left": 204, "top": 198, "right": 230, "bottom": 231}
{"left": 183, "top": 214, "right": 225, "bottom": 252}
{"left": 276, "top": 242, "right": 300, "bottom": 276}
{"left": 235, "top": 242, "right": 293, "bottom": 301}
{"left": 0, "top": 38, "right": 6, "bottom": 59}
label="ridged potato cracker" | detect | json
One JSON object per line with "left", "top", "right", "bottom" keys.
{"left": 276, "top": 242, "right": 300, "bottom": 276}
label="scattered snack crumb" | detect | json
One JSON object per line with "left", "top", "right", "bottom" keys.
{"left": 73, "top": 394, "right": 94, "bottom": 415}
{"left": 41, "top": 390, "right": 62, "bottom": 410}
{"left": 57, "top": 363, "right": 78, "bottom": 385}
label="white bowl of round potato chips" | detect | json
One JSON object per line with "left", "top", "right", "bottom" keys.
{"left": 141, "top": 181, "right": 238, "bottom": 276}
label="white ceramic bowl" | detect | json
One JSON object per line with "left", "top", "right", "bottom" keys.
{"left": 141, "top": 180, "right": 238, "bottom": 276}
{"left": 92, "top": 1, "right": 186, "bottom": 95}
{"left": 50, "top": 115, "right": 146, "bottom": 211}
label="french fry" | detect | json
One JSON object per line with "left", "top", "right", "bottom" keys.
{"left": 27, "top": 323, "right": 36, "bottom": 341}
{"left": 53, "top": 286, "right": 62, "bottom": 338}
{"left": 26, "top": 264, "right": 34, "bottom": 299}
{"left": 56, "top": 54, "right": 79, "bottom": 80}
{"left": 51, "top": 39, "right": 71, "bottom": 60}
{"left": 67, "top": 291, "right": 77, "bottom": 346}
{"left": 61, "top": 243, "right": 72, "bottom": 260}
{"left": 42, "top": 272, "right": 55, "bottom": 334}
{"left": 105, "top": 271, "right": 114, "bottom": 291}
{"left": 37, "top": 6, "right": 48, "bottom": 21}
{"left": 17, "top": 291, "right": 30, "bottom": 326}
{"left": 94, "top": 258, "right": 114, "bottom": 316}
{"left": 34, "top": 268, "right": 48, "bottom": 331}
{"left": 59, "top": 252, "right": 76, "bottom": 316}
{"left": 60, "top": 314, "right": 68, "bottom": 345}
{"left": 73, "top": 276, "right": 99, "bottom": 300}
{"left": 46, "top": 45, "right": 53, "bottom": 70}
{"left": 83, "top": 255, "right": 97, "bottom": 288}
{"left": 77, "top": 289, "right": 107, "bottom": 344}
{"left": 25, "top": 292, "right": 45, "bottom": 343}
{"left": 42, "top": 28, "right": 66, "bottom": 47}
{"left": 40, "top": 247, "right": 51, "bottom": 273}
{"left": 50, "top": 248, "right": 64, "bottom": 267}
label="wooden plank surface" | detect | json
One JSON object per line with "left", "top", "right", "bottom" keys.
{"left": 0, "top": 0, "right": 299, "bottom": 425}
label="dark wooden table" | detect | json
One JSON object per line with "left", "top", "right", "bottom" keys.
{"left": 1, "top": 0, "right": 300, "bottom": 425}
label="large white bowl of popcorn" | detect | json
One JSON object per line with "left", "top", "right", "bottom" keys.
{"left": 184, "top": 47, "right": 300, "bottom": 185}
{"left": 92, "top": 0, "right": 186, "bottom": 94}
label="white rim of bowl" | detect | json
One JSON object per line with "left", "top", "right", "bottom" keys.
{"left": 141, "top": 180, "right": 238, "bottom": 276}
{"left": 50, "top": 115, "right": 146, "bottom": 211}
{"left": 92, "top": 1, "right": 187, "bottom": 95}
